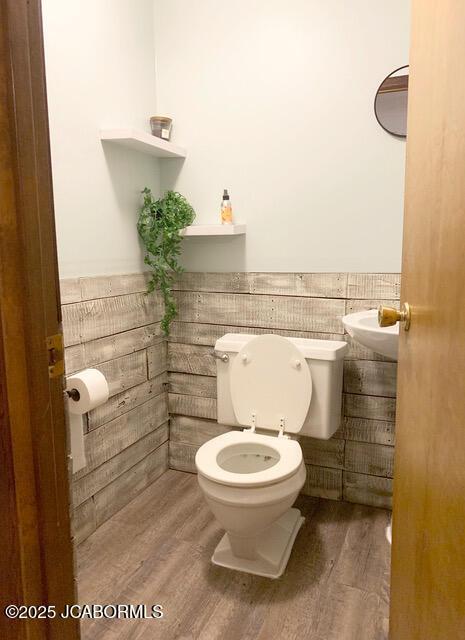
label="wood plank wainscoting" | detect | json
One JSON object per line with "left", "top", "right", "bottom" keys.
{"left": 61, "top": 272, "right": 400, "bottom": 545}
{"left": 61, "top": 273, "right": 169, "bottom": 544}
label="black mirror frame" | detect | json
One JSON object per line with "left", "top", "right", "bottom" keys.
{"left": 374, "top": 64, "right": 409, "bottom": 138}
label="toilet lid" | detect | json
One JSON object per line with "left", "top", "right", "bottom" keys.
{"left": 230, "top": 334, "right": 312, "bottom": 434}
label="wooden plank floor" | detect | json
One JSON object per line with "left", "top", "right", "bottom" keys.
{"left": 77, "top": 470, "right": 390, "bottom": 640}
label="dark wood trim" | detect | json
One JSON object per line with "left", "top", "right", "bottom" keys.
{"left": 0, "top": 1, "right": 79, "bottom": 638}
{"left": 378, "top": 74, "right": 409, "bottom": 94}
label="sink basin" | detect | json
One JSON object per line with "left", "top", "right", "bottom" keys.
{"left": 342, "top": 309, "right": 398, "bottom": 360}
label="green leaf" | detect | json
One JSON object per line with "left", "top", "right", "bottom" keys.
{"left": 137, "top": 188, "right": 195, "bottom": 335}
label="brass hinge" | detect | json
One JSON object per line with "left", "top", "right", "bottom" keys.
{"left": 46, "top": 333, "right": 64, "bottom": 378}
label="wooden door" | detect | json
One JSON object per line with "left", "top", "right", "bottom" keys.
{"left": 0, "top": 1, "right": 79, "bottom": 638}
{"left": 390, "top": 1, "right": 465, "bottom": 638}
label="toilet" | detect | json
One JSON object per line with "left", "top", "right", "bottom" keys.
{"left": 195, "top": 333, "right": 347, "bottom": 579}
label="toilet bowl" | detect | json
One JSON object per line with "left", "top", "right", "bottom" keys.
{"left": 196, "top": 430, "right": 306, "bottom": 576}
{"left": 195, "top": 333, "right": 347, "bottom": 579}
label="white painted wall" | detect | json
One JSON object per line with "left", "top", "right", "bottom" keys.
{"left": 154, "top": 0, "right": 410, "bottom": 272}
{"left": 42, "top": 0, "right": 159, "bottom": 278}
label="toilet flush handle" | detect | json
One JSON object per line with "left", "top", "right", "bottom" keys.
{"left": 212, "top": 350, "right": 229, "bottom": 363}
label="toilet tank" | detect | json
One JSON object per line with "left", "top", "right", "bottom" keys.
{"left": 215, "top": 333, "right": 348, "bottom": 440}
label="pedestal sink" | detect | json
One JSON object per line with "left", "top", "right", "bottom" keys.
{"left": 342, "top": 309, "right": 399, "bottom": 361}
{"left": 343, "top": 308, "right": 398, "bottom": 546}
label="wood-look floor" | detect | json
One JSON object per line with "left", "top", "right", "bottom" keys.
{"left": 77, "top": 470, "right": 390, "bottom": 640}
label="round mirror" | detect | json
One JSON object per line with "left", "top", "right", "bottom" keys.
{"left": 374, "top": 65, "right": 409, "bottom": 137}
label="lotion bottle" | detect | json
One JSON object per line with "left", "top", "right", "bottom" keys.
{"left": 221, "top": 189, "right": 233, "bottom": 224}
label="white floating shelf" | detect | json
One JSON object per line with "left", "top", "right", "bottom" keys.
{"left": 181, "top": 224, "right": 246, "bottom": 237}
{"left": 100, "top": 128, "right": 187, "bottom": 159}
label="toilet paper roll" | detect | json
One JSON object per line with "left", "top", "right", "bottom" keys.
{"left": 66, "top": 368, "right": 109, "bottom": 415}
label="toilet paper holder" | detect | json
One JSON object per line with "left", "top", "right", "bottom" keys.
{"left": 66, "top": 387, "right": 80, "bottom": 402}
{"left": 65, "top": 368, "right": 109, "bottom": 474}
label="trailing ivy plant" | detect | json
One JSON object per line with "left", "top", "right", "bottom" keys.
{"left": 137, "top": 188, "right": 195, "bottom": 335}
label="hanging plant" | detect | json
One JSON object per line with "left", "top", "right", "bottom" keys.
{"left": 137, "top": 188, "right": 195, "bottom": 335}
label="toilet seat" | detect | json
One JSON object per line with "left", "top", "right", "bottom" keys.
{"left": 195, "top": 430, "right": 303, "bottom": 488}
{"left": 230, "top": 334, "right": 312, "bottom": 434}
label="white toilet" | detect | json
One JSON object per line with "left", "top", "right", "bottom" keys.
{"left": 195, "top": 333, "right": 347, "bottom": 579}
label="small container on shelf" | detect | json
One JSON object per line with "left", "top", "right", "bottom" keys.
{"left": 221, "top": 189, "right": 233, "bottom": 225}
{"left": 150, "top": 116, "right": 172, "bottom": 141}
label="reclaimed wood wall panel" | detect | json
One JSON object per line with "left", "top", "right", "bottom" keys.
{"left": 170, "top": 415, "right": 235, "bottom": 447}
{"left": 168, "top": 343, "right": 216, "bottom": 376}
{"left": 72, "top": 441, "right": 169, "bottom": 543}
{"left": 94, "top": 442, "right": 168, "bottom": 527}
{"left": 172, "top": 272, "right": 348, "bottom": 298}
{"left": 88, "top": 375, "right": 167, "bottom": 431}
{"left": 299, "top": 437, "right": 345, "bottom": 469}
{"left": 343, "top": 472, "right": 393, "bottom": 509}
{"left": 343, "top": 361, "right": 398, "bottom": 398}
{"left": 76, "top": 396, "right": 168, "bottom": 478}
{"left": 62, "top": 291, "right": 164, "bottom": 346}
{"left": 96, "top": 350, "right": 148, "bottom": 397}
{"left": 168, "top": 372, "right": 217, "bottom": 398}
{"left": 64, "top": 343, "right": 86, "bottom": 373}
{"left": 60, "top": 274, "right": 169, "bottom": 545}
{"left": 168, "top": 393, "right": 217, "bottom": 420}
{"left": 172, "top": 272, "right": 250, "bottom": 294}
{"left": 341, "top": 417, "right": 395, "bottom": 446}
{"left": 60, "top": 277, "right": 82, "bottom": 304}
{"left": 72, "top": 425, "right": 169, "bottom": 508}
{"left": 175, "top": 291, "right": 346, "bottom": 333}
{"left": 72, "top": 498, "right": 97, "bottom": 546}
{"left": 61, "top": 273, "right": 151, "bottom": 304}
{"left": 168, "top": 271, "right": 400, "bottom": 510}
{"left": 169, "top": 441, "right": 197, "bottom": 474}
{"left": 347, "top": 273, "right": 401, "bottom": 300}
{"left": 64, "top": 324, "right": 163, "bottom": 374}
{"left": 344, "top": 393, "right": 397, "bottom": 422}
{"left": 303, "top": 465, "right": 344, "bottom": 501}
{"left": 248, "top": 273, "right": 347, "bottom": 298}
{"left": 79, "top": 273, "right": 150, "bottom": 301}
{"left": 345, "top": 442, "right": 395, "bottom": 478}
{"left": 169, "top": 321, "right": 344, "bottom": 347}
{"left": 147, "top": 341, "right": 168, "bottom": 379}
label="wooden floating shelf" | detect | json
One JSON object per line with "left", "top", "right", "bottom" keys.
{"left": 181, "top": 224, "right": 246, "bottom": 237}
{"left": 100, "top": 128, "right": 187, "bottom": 159}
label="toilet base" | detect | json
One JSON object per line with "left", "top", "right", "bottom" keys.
{"left": 211, "top": 508, "right": 305, "bottom": 579}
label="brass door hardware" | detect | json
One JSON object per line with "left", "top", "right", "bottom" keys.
{"left": 378, "top": 303, "right": 411, "bottom": 331}
{"left": 46, "top": 333, "right": 64, "bottom": 378}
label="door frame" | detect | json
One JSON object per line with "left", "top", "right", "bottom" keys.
{"left": 0, "top": 1, "right": 79, "bottom": 638}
